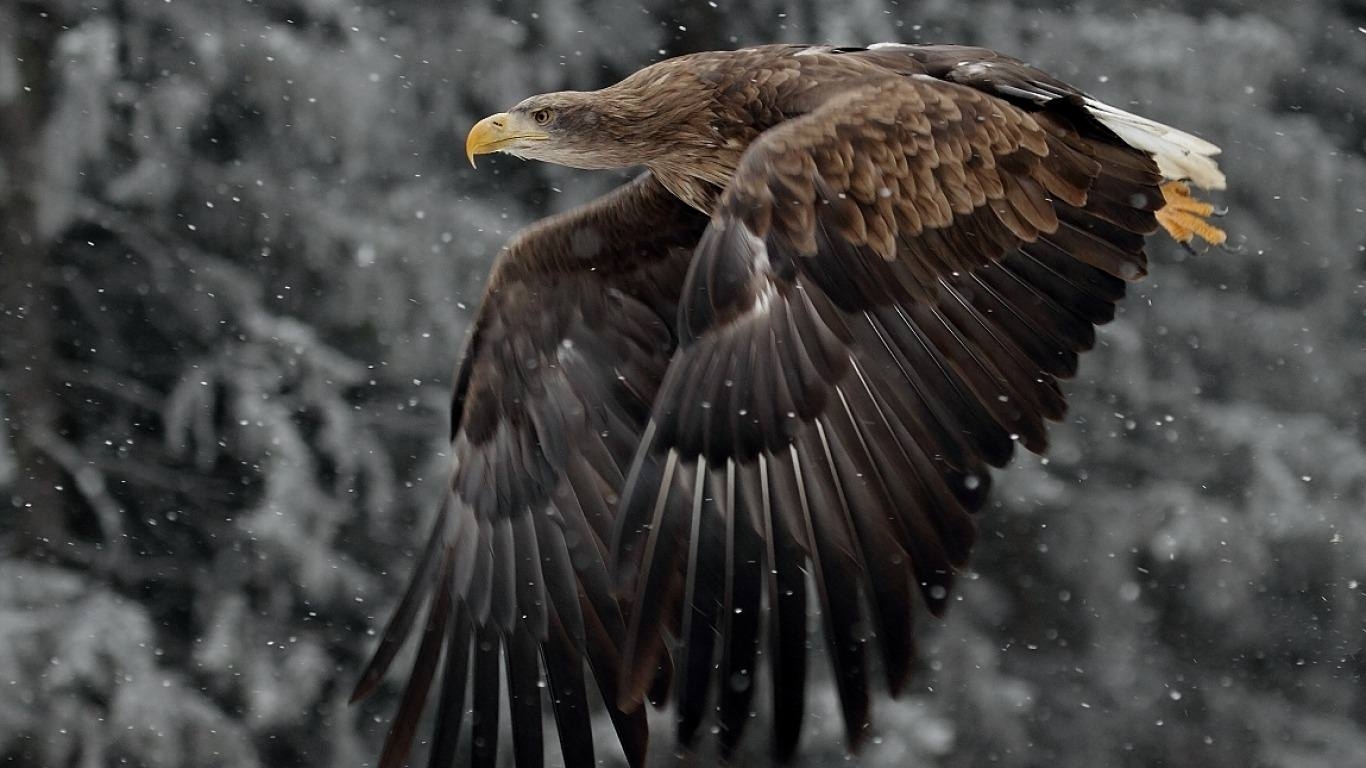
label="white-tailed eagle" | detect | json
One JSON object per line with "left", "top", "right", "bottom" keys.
{"left": 350, "top": 43, "right": 1228, "bottom": 768}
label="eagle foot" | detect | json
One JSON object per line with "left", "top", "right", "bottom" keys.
{"left": 1157, "top": 181, "right": 1228, "bottom": 249}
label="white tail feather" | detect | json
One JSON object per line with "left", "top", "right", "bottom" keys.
{"left": 1084, "top": 97, "right": 1226, "bottom": 190}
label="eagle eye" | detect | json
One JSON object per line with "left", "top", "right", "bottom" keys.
{"left": 532, "top": 108, "right": 553, "bottom": 125}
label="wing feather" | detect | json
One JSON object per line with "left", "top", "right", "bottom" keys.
{"left": 791, "top": 432, "right": 871, "bottom": 749}
{"left": 376, "top": 552, "right": 452, "bottom": 768}
{"left": 675, "top": 458, "right": 721, "bottom": 746}
{"left": 351, "top": 502, "right": 452, "bottom": 704}
{"left": 716, "top": 462, "right": 762, "bottom": 754}
{"left": 753, "top": 453, "right": 808, "bottom": 761}
{"left": 541, "top": 620, "right": 593, "bottom": 768}
{"left": 507, "top": 629, "right": 545, "bottom": 768}
{"left": 425, "top": 603, "right": 470, "bottom": 768}
{"left": 470, "top": 627, "right": 501, "bottom": 768}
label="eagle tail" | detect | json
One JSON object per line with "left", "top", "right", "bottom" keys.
{"left": 1083, "top": 96, "right": 1227, "bottom": 191}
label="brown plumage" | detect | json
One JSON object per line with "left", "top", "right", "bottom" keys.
{"left": 353, "top": 43, "right": 1228, "bottom": 768}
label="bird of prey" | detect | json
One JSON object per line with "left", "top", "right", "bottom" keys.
{"left": 349, "top": 43, "right": 1228, "bottom": 768}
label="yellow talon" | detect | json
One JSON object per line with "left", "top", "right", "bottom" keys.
{"left": 1156, "top": 181, "right": 1227, "bottom": 247}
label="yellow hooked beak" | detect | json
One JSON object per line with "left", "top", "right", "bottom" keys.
{"left": 465, "top": 112, "right": 549, "bottom": 168}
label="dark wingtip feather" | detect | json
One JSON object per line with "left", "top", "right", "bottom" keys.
{"left": 470, "top": 626, "right": 502, "bottom": 768}
{"left": 578, "top": 589, "right": 650, "bottom": 768}
{"left": 675, "top": 468, "right": 723, "bottom": 746}
{"left": 617, "top": 449, "right": 687, "bottom": 710}
{"left": 507, "top": 629, "right": 545, "bottom": 768}
{"left": 376, "top": 559, "right": 453, "bottom": 768}
{"left": 542, "top": 620, "right": 595, "bottom": 768}
{"left": 351, "top": 502, "right": 452, "bottom": 704}
{"left": 717, "top": 479, "right": 763, "bottom": 755}
{"left": 425, "top": 605, "right": 471, "bottom": 768}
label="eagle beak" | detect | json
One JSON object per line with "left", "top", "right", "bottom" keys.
{"left": 465, "top": 112, "right": 549, "bottom": 168}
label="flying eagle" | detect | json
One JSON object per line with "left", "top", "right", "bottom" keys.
{"left": 350, "top": 43, "right": 1227, "bottom": 768}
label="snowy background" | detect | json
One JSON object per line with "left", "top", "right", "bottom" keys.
{"left": 2, "top": 0, "right": 1364, "bottom": 766}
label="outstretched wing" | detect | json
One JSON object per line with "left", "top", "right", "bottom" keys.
{"left": 352, "top": 173, "right": 708, "bottom": 768}
{"left": 613, "top": 72, "right": 1165, "bottom": 759}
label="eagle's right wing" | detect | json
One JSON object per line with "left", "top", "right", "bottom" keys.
{"left": 351, "top": 173, "right": 708, "bottom": 768}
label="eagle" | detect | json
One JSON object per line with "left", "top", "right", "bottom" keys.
{"left": 349, "top": 43, "right": 1228, "bottom": 768}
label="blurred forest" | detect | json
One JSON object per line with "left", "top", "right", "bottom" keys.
{"left": 2, "top": 0, "right": 1365, "bottom": 766}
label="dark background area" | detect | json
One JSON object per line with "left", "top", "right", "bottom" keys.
{"left": 2, "top": 0, "right": 1364, "bottom": 766}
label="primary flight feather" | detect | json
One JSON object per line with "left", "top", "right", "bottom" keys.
{"left": 352, "top": 43, "right": 1228, "bottom": 768}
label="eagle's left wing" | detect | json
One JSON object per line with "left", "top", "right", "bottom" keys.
{"left": 613, "top": 72, "right": 1165, "bottom": 759}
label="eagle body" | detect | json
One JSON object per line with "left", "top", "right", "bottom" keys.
{"left": 355, "top": 44, "right": 1228, "bottom": 768}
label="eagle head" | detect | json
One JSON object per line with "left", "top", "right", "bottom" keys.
{"left": 466, "top": 91, "right": 652, "bottom": 171}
